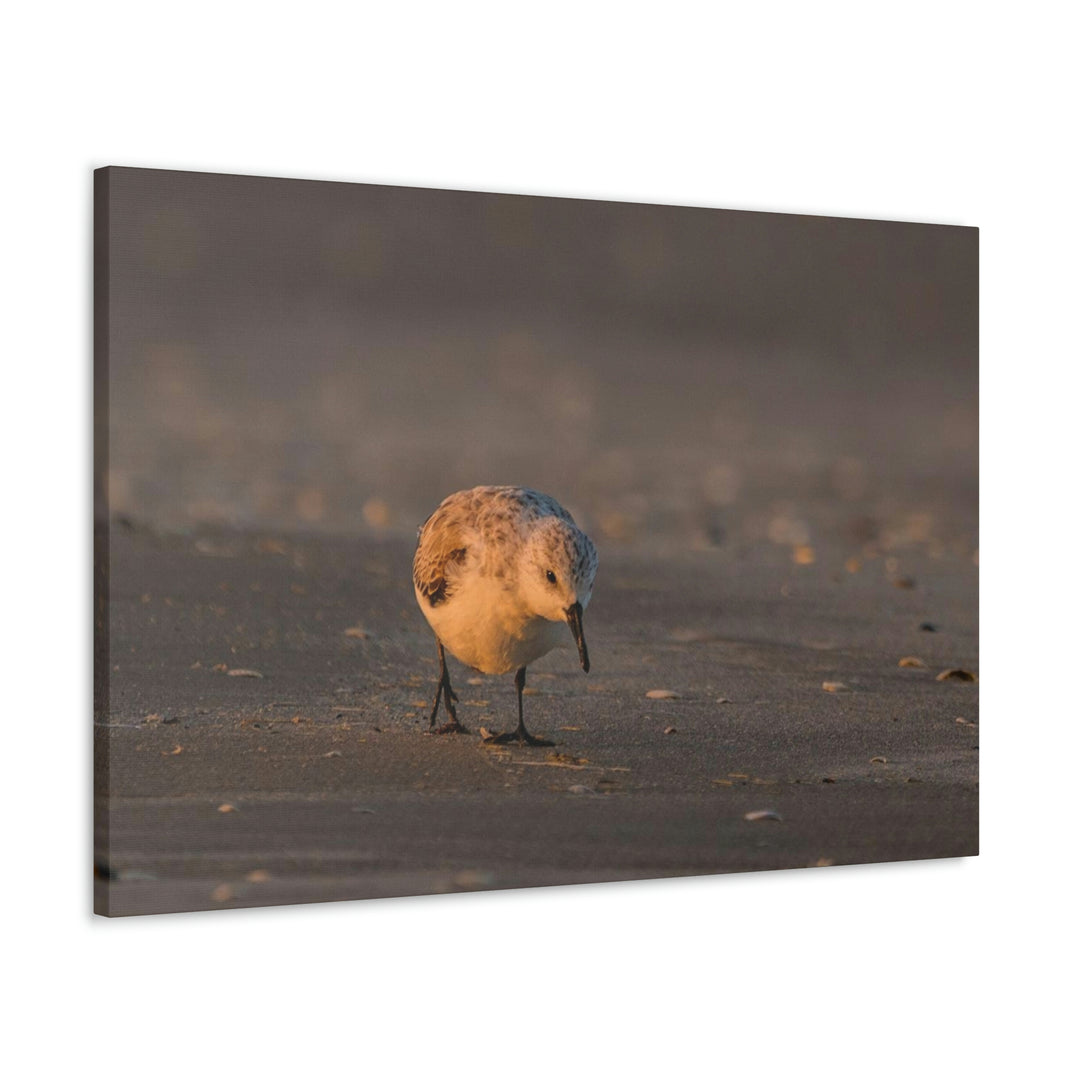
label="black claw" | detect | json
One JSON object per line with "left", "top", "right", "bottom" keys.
{"left": 519, "top": 732, "right": 555, "bottom": 747}
{"left": 432, "top": 719, "right": 469, "bottom": 736}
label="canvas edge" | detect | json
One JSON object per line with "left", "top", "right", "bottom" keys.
{"left": 93, "top": 166, "right": 114, "bottom": 916}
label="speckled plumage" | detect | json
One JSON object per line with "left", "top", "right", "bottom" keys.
{"left": 413, "top": 486, "right": 598, "bottom": 743}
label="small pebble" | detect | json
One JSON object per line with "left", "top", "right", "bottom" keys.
{"left": 822, "top": 681, "right": 849, "bottom": 693}
{"left": 663, "top": 726, "right": 677, "bottom": 735}
{"left": 217, "top": 803, "right": 237, "bottom": 813}
{"left": 227, "top": 668, "right": 264, "bottom": 678}
{"left": 744, "top": 809, "right": 783, "bottom": 822}
{"left": 898, "top": 656, "right": 927, "bottom": 668}
{"left": 870, "top": 756, "right": 888, "bottom": 764}
{"left": 936, "top": 668, "right": 977, "bottom": 682}
{"left": 646, "top": 689, "right": 680, "bottom": 700}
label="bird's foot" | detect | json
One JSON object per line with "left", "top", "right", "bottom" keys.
{"left": 429, "top": 682, "right": 460, "bottom": 728}
{"left": 431, "top": 719, "right": 470, "bottom": 736}
{"left": 519, "top": 732, "right": 555, "bottom": 747}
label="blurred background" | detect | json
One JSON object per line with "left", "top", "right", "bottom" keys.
{"left": 101, "top": 167, "right": 977, "bottom": 554}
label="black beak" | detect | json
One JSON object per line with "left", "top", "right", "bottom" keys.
{"left": 566, "top": 602, "right": 590, "bottom": 673}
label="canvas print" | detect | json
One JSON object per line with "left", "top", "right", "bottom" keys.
{"left": 94, "top": 167, "right": 978, "bottom": 916}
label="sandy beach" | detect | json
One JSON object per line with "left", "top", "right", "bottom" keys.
{"left": 95, "top": 511, "right": 977, "bottom": 916}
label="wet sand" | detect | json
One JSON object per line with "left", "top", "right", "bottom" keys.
{"left": 95, "top": 520, "right": 978, "bottom": 916}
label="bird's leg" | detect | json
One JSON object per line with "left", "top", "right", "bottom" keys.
{"left": 429, "top": 641, "right": 468, "bottom": 735}
{"left": 486, "top": 666, "right": 554, "bottom": 746}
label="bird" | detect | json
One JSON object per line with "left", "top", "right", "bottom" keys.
{"left": 412, "top": 486, "right": 598, "bottom": 745}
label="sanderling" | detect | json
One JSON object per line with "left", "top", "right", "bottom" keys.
{"left": 413, "top": 486, "right": 598, "bottom": 745}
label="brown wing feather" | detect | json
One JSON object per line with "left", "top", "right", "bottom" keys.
{"left": 413, "top": 508, "right": 468, "bottom": 607}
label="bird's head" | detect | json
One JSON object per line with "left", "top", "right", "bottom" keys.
{"left": 519, "top": 518, "right": 598, "bottom": 672}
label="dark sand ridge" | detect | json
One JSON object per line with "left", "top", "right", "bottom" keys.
{"left": 95, "top": 507, "right": 977, "bottom": 917}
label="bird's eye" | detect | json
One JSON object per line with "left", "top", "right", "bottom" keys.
{"left": 546, "top": 570, "right": 557, "bottom": 585}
